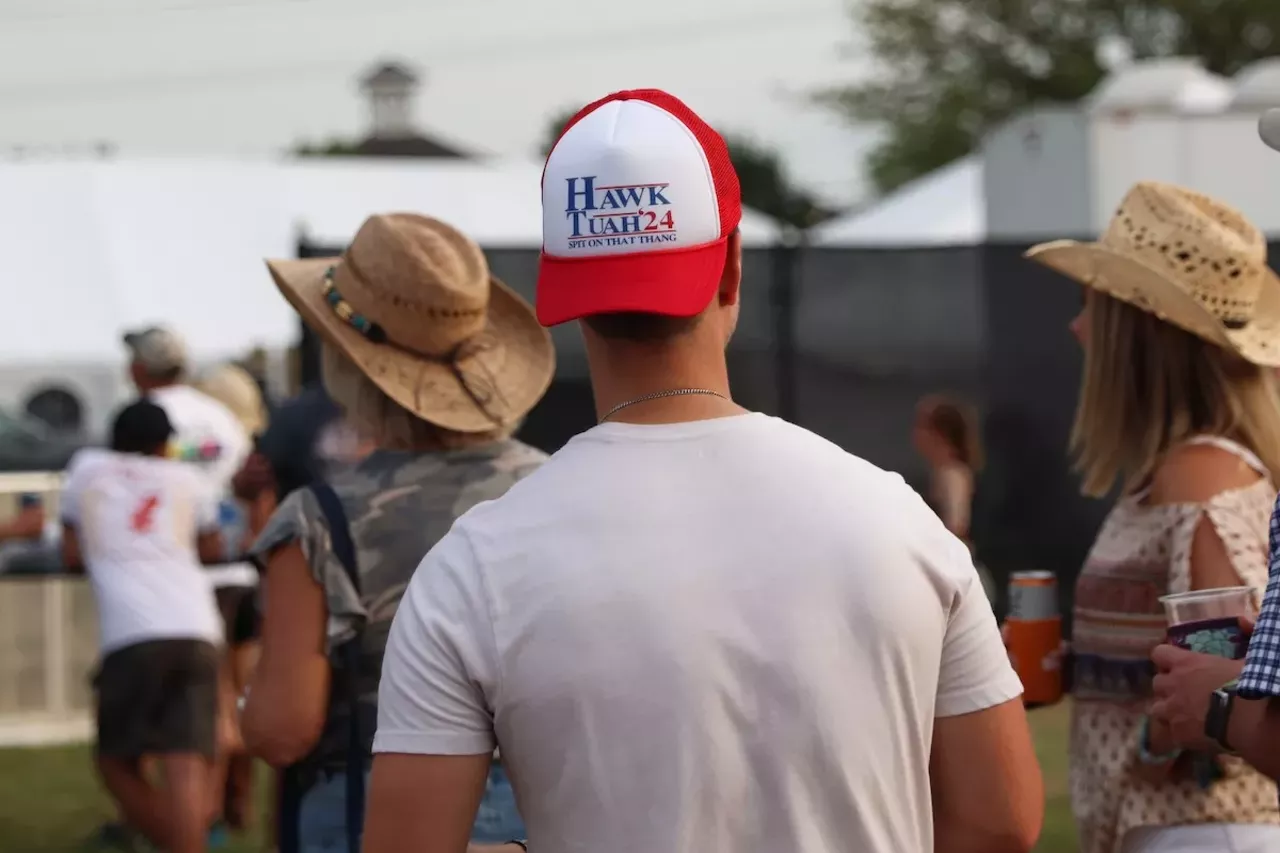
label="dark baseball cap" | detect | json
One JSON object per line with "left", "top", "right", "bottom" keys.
{"left": 111, "top": 399, "right": 174, "bottom": 455}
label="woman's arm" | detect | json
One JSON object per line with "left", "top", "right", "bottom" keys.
{"left": 932, "top": 466, "right": 973, "bottom": 540}
{"left": 241, "top": 541, "right": 330, "bottom": 767}
{"left": 1140, "top": 443, "right": 1264, "bottom": 767}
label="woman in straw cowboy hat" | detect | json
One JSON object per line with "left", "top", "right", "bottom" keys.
{"left": 1025, "top": 181, "right": 1280, "bottom": 852}
{"left": 236, "top": 213, "right": 554, "bottom": 853}
{"left": 1143, "top": 109, "right": 1280, "bottom": 797}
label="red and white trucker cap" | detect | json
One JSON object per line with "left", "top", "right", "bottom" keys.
{"left": 536, "top": 89, "right": 742, "bottom": 327}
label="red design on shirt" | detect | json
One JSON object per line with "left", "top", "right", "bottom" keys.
{"left": 130, "top": 495, "right": 160, "bottom": 534}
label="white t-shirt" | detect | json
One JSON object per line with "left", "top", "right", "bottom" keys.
{"left": 60, "top": 448, "right": 224, "bottom": 654}
{"left": 149, "top": 384, "right": 255, "bottom": 589}
{"left": 375, "top": 414, "right": 1022, "bottom": 853}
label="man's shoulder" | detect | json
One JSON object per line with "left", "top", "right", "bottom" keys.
{"left": 763, "top": 418, "right": 918, "bottom": 491}
{"left": 63, "top": 447, "right": 111, "bottom": 493}
{"left": 65, "top": 446, "right": 109, "bottom": 474}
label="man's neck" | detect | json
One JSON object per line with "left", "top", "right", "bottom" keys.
{"left": 585, "top": 339, "right": 744, "bottom": 425}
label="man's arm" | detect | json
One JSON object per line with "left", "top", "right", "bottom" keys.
{"left": 931, "top": 699, "right": 1043, "bottom": 853}
{"left": 60, "top": 522, "right": 84, "bottom": 573}
{"left": 1226, "top": 695, "right": 1280, "bottom": 780}
{"left": 364, "top": 753, "right": 493, "bottom": 853}
{"left": 930, "top": 535, "right": 1043, "bottom": 853}
{"left": 364, "top": 528, "right": 502, "bottom": 853}
{"left": 196, "top": 530, "right": 224, "bottom": 564}
{"left": 58, "top": 452, "right": 90, "bottom": 573}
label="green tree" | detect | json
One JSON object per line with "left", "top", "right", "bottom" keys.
{"left": 822, "top": 0, "right": 1280, "bottom": 195}
{"left": 541, "top": 109, "right": 830, "bottom": 230}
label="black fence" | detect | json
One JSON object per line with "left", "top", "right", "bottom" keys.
{"left": 297, "top": 236, "right": 1117, "bottom": 619}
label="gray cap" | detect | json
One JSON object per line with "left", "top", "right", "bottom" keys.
{"left": 1260, "top": 109, "right": 1280, "bottom": 153}
{"left": 123, "top": 326, "right": 187, "bottom": 375}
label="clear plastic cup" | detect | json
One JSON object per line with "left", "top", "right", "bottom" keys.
{"left": 1159, "top": 587, "right": 1254, "bottom": 626}
{"left": 1159, "top": 586, "right": 1254, "bottom": 659}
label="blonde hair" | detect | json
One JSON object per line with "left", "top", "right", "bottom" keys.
{"left": 319, "top": 344, "right": 516, "bottom": 451}
{"left": 194, "top": 364, "right": 268, "bottom": 436}
{"left": 1071, "top": 292, "right": 1280, "bottom": 497}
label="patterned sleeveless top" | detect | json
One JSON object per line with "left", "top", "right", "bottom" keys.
{"left": 1070, "top": 436, "right": 1280, "bottom": 853}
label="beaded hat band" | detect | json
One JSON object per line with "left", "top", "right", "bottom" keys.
{"left": 323, "top": 266, "right": 387, "bottom": 344}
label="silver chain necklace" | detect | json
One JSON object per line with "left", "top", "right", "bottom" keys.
{"left": 600, "top": 388, "right": 727, "bottom": 422}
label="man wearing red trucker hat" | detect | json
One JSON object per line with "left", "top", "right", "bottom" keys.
{"left": 363, "top": 90, "right": 1043, "bottom": 853}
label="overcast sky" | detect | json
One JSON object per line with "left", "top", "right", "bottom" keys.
{"left": 0, "top": 0, "right": 877, "bottom": 208}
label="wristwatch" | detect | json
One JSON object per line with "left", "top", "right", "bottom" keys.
{"left": 1204, "top": 679, "right": 1239, "bottom": 753}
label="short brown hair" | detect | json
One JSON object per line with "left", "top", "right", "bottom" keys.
{"left": 582, "top": 312, "right": 702, "bottom": 343}
{"left": 921, "top": 395, "right": 984, "bottom": 471}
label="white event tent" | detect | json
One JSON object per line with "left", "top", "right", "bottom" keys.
{"left": 807, "top": 156, "right": 983, "bottom": 249}
{"left": 0, "top": 157, "right": 783, "bottom": 434}
{"left": 287, "top": 158, "right": 782, "bottom": 249}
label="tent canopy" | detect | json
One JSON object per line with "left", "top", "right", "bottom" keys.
{"left": 809, "top": 157, "right": 983, "bottom": 249}
{"left": 0, "top": 161, "right": 295, "bottom": 364}
{"left": 0, "top": 158, "right": 785, "bottom": 363}
{"left": 290, "top": 157, "right": 782, "bottom": 249}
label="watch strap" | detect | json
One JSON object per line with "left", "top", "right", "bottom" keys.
{"left": 1204, "top": 679, "right": 1239, "bottom": 753}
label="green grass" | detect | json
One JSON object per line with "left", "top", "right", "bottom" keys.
{"left": 1032, "top": 701, "right": 1077, "bottom": 852}
{"left": 0, "top": 707, "right": 1077, "bottom": 852}
{"left": 0, "top": 747, "right": 271, "bottom": 853}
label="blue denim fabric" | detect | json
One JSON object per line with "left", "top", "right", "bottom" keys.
{"left": 471, "top": 762, "right": 526, "bottom": 843}
{"left": 297, "top": 763, "right": 525, "bottom": 852}
{"left": 298, "top": 772, "right": 365, "bottom": 853}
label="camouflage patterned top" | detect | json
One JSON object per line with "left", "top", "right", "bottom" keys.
{"left": 250, "top": 440, "right": 547, "bottom": 776}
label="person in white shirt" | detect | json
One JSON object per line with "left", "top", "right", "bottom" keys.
{"left": 124, "top": 328, "right": 248, "bottom": 488}
{"left": 363, "top": 89, "right": 1044, "bottom": 853}
{"left": 61, "top": 400, "right": 225, "bottom": 853}
{"left": 123, "top": 327, "right": 256, "bottom": 836}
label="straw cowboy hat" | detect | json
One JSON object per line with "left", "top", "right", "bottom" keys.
{"left": 266, "top": 213, "right": 554, "bottom": 433}
{"left": 194, "top": 364, "right": 268, "bottom": 437}
{"left": 1025, "top": 181, "right": 1280, "bottom": 366}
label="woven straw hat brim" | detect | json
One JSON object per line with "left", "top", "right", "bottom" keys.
{"left": 266, "top": 257, "right": 555, "bottom": 433}
{"left": 194, "top": 367, "right": 268, "bottom": 436}
{"left": 1026, "top": 240, "right": 1280, "bottom": 367}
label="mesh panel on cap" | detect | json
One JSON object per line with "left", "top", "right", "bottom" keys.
{"left": 547, "top": 88, "right": 742, "bottom": 240}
